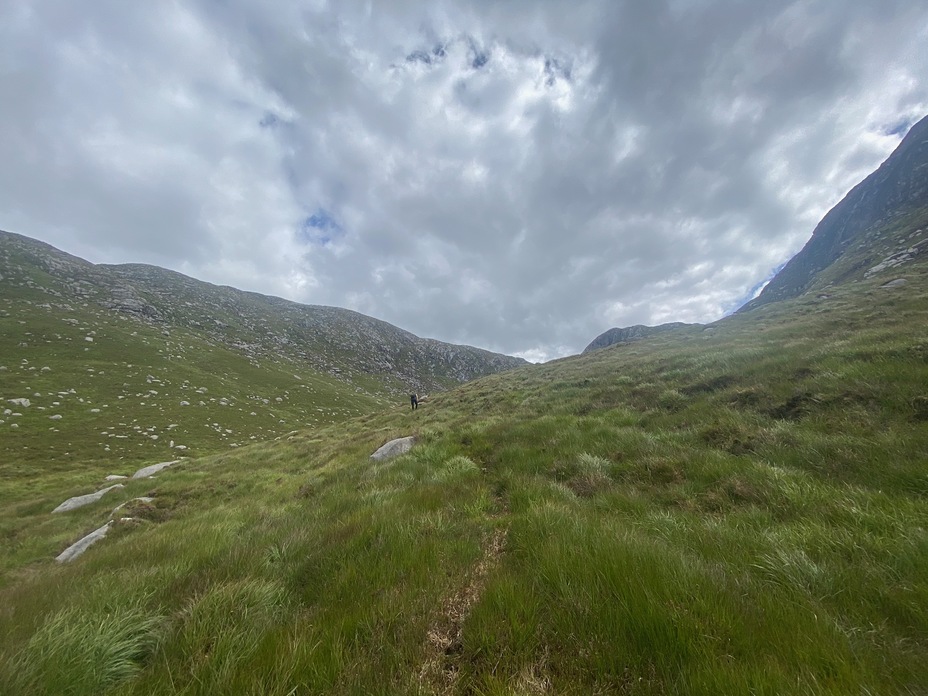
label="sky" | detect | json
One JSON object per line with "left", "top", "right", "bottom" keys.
{"left": 1, "top": 1, "right": 927, "bottom": 362}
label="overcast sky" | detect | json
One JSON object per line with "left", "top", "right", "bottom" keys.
{"left": 2, "top": 1, "right": 927, "bottom": 361}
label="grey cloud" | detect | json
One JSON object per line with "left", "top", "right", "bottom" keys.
{"left": 2, "top": 1, "right": 928, "bottom": 361}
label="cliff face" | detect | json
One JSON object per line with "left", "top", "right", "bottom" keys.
{"left": 740, "top": 115, "right": 928, "bottom": 312}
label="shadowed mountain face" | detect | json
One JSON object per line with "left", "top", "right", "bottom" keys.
{"left": 0, "top": 231, "right": 526, "bottom": 395}
{"left": 740, "top": 114, "right": 928, "bottom": 312}
{"left": 583, "top": 322, "right": 696, "bottom": 353}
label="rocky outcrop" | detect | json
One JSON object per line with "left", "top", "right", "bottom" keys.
{"left": 52, "top": 484, "right": 124, "bottom": 513}
{"left": 583, "top": 323, "right": 695, "bottom": 353}
{"left": 55, "top": 522, "right": 113, "bottom": 563}
{"left": 132, "top": 460, "right": 178, "bottom": 479}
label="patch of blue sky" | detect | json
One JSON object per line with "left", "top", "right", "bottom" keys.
{"left": 722, "top": 262, "right": 787, "bottom": 316}
{"left": 259, "top": 111, "right": 280, "bottom": 128}
{"left": 299, "top": 210, "right": 343, "bottom": 247}
{"left": 883, "top": 118, "right": 914, "bottom": 137}
{"left": 406, "top": 43, "right": 447, "bottom": 66}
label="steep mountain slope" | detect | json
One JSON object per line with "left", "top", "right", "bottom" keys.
{"left": 741, "top": 114, "right": 928, "bottom": 311}
{"left": 583, "top": 321, "right": 697, "bottom": 353}
{"left": 0, "top": 231, "right": 525, "bottom": 466}
{"left": 2, "top": 215, "right": 927, "bottom": 693}
{"left": 1, "top": 232, "right": 525, "bottom": 390}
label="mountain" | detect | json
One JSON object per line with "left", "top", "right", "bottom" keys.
{"left": 740, "top": 114, "right": 928, "bottom": 311}
{"left": 3, "top": 231, "right": 926, "bottom": 692}
{"left": 583, "top": 322, "right": 697, "bottom": 353}
{"left": 0, "top": 231, "right": 525, "bottom": 391}
{"left": 0, "top": 230, "right": 525, "bottom": 464}
{"left": 4, "top": 124, "right": 928, "bottom": 694}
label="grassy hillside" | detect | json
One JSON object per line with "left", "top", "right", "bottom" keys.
{"left": 0, "top": 230, "right": 526, "bottom": 403}
{"left": 0, "top": 271, "right": 389, "bottom": 466}
{"left": 1, "top": 222, "right": 926, "bottom": 694}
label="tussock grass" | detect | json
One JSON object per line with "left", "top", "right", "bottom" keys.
{"left": 9, "top": 602, "right": 164, "bottom": 695}
{"left": 2, "top": 241, "right": 928, "bottom": 693}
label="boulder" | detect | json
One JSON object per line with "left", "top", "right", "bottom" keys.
{"left": 132, "top": 460, "right": 178, "bottom": 478}
{"left": 55, "top": 522, "right": 113, "bottom": 563}
{"left": 370, "top": 436, "right": 416, "bottom": 461}
{"left": 52, "top": 484, "right": 124, "bottom": 513}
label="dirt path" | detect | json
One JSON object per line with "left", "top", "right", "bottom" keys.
{"left": 417, "top": 525, "right": 508, "bottom": 695}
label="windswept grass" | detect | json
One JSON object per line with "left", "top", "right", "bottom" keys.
{"left": 1, "top": 252, "right": 927, "bottom": 693}
{"left": 10, "top": 602, "right": 165, "bottom": 696}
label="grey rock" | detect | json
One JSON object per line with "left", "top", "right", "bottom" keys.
{"left": 104, "top": 474, "right": 128, "bottom": 481}
{"left": 370, "top": 436, "right": 416, "bottom": 461}
{"left": 7, "top": 398, "right": 30, "bottom": 407}
{"left": 55, "top": 522, "right": 113, "bottom": 562}
{"left": 132, "top": 460, "right": 178, "bottom": 478}
{"left": 52, "top": 484, "right": 124, "bottom": 513}
{"left": 584, "top": 323, "right": 696, "bottom": 353}
{"left": 881, "top": 278, "right": 908, "bottom": 288}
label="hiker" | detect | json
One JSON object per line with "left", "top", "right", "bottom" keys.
{"left": 410, "top": 393, "right": 419, "bottom": 410}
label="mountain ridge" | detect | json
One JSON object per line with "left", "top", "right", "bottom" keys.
{"left": 0, "top": 230, "right": 526, "bottom": 394}
{"left": 582, "top": 322, "right": 698, "bottom": 353}
{"left": 739, "top": 114, "right": 928, "bottom": 311}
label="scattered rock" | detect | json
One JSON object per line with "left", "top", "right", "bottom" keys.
{"left": 880, "top": 278, "right": 907, "bottom": 288}
{"left": 370, "top": 436, "right": 416, "bottom": 461}
{"left": 132, "top": 460, "right": 178, "bottom": 478}
{"left": 55, "top": 522, "right": 113, "bottom": 562}
{"left": 49, "top": 414, "right": 62, "bottom": 420}
{"left": 179, "top": 401, "right": 190, "bottom": 406}
{"left": 7, "top": 398, "right": 30, "bottom": 408}
{"left": 52, "top": 484, "right": 124, "bottom": 513}
{"left": 105, "top": 474, "right": 128, "bottom": 481}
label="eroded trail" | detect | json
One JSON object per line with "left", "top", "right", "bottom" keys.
{"left": 418, "top": 525, "right": 508, "bottom": 695}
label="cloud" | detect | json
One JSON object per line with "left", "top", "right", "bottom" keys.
{"left": 2, "top": 0, "right": 927, "bottom": 362}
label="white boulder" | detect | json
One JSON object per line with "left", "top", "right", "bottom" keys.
{"left": 370, "top": 436, "right": 416, "bottom": 461}
{"left": 132, "top": 460, "right": 178, "bottom": 479}
{"left": 52, "top": 484, "right": 124, "bottom": 513}
{"left": 55, "top": 522, "right": 112, "bottom": 563}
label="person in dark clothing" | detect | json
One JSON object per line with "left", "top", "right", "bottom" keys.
{"left": 410, "top": 393, "right": 419, "bottom": 410}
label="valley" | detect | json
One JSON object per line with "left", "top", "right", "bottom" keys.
{"left": 1, "top": 119, "right": 927, "bottom": 696}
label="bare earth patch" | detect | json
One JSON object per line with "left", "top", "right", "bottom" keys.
{"left": 418, "top": 526, "right": 508, "bottom": 695}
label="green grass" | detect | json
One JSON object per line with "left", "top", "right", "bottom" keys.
{"left": 1, "top": 232, "right": 928, "bottom": 693}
